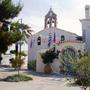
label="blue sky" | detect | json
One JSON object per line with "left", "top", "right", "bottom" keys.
{"left": 14, "top": 0, "right": 90, "bottom": 35}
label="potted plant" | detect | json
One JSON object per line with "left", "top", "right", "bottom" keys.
{"left": 41, "top": 47, "right": 60, "bottom": 74}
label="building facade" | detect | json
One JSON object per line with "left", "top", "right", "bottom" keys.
{"left": 80, "top": 5, "right": 90, "bottom": 50}
{"left": 28, "top": 8, "right": 79, "bottom": 61}
{"left": 28, "top": 7, "right": 90, "bottom": 73}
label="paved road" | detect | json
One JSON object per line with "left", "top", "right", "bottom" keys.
{"left": 0, "top": 67, "right": 82, "bottom": 90}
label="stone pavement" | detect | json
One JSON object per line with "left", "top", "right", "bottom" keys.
{"left": 0, "top": 67, "right": 82, "bottom": 90}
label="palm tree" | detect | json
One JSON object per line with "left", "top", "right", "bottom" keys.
{"left": 23, "top": 27, "right": 33, "bottom": 43}
{"left": 10, "top": 22, "right": 33, "bottom": 43}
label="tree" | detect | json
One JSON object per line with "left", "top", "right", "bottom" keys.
{"left": 41, "top": 48, "right": 59, "bottom": 64}
{"left": 0, "top": 31, "right": 22, "bottom": 53}
{"left": 60, "top": 50, "right": 90, "bottom": 90}
{"left": 71, "top": 53, "right": 90, "bottom": 90}
{"left": 10, "top": 51, "right": 26, "bottom": 75}
{"left": 0, "top": 0, "right": 22, "bottom": 31}
{"left": 0, "top": 0, "right": 22, "bottom": 64}
{"left": 41, "top": 46, "right": 60, "bottom": 74}
{"left": 10, "top": 22, "right": 33, "bottom": 39}
{"left": 60, "top": 48, "right": 76, "bottom": 73}
{"left": 10, "top": 21, "right": 33, "bottom": 56}
{"left": 0, "top": 0, "right": 22, "bottom": 22}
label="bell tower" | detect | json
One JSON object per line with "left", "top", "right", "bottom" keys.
{"left": 80, "top": 5, "right": 90, "bottom": 50}
{"left": 44, "top": 8, "right": 57, "bottom": 29}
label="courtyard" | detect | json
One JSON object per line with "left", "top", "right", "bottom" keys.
{"left": 0, "top": 67, "right": 81, "bottom": 90}
{"left": 0, "top": 0, "right": 90, "bottom": 90}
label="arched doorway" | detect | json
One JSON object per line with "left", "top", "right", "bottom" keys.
{"left": 61, "top": 47, "right": 77, "bottom": 74}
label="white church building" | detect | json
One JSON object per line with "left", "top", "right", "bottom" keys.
{"left": 28, "top": 6, "right": 89, "bottom": 73}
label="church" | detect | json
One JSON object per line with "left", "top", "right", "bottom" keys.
{"left": 28, "top": 6, "right": 89, "bottom": 73}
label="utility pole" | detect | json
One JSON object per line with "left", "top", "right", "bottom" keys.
{"left": 19, "top": 18, "right": 22, "bottom": 55}
{"left": 18, "top": 18, "right": 23, "bottom": 58}
{"left": 15, "top": 18, "right": 23, "bottom": 58}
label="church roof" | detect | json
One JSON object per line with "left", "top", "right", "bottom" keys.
{"left": 45, "top": 8, "right": 57, "bottom": 18}
{"left": 33, "top": 27, "right": 78, "bottom": 36}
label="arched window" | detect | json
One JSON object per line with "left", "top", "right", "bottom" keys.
{"left": 37, "top": 36, "right": 41, "bottom": 45}
{"left": 61, "top": 35, "right": 65, "bottom": 41}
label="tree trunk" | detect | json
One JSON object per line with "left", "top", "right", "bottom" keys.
{"left": 17, "top": 67, "right": 20, "bottom": 76}
{"left": 0, "top": 52, "right": 2, "bottom": 65}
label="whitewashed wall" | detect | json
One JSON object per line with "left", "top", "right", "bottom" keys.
{"left": 80, "top": 19, "right": 90, "bottom": 50}
{"left": 36, "top": 42, "right": 85, "bottom": 73}
{"left": 36, "top": 51, "right": 60, "bottom": 73}
{"left": 28, "top": 27, "right": 78, "bottom": 61}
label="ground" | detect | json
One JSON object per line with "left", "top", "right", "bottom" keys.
{"left": 0, "top": 67, "right": 83, "bottom": 90}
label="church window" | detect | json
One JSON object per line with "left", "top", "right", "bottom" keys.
{"left": 61, "top": 35, "right": 65, "bottom": 41}
{"left": 37, "top": 36, "right": 41, "bottom": 45}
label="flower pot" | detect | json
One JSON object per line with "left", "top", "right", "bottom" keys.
{"left": 44, "top": 64, "right": 52, "bottom": 74}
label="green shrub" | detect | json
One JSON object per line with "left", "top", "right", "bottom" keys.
{"left": 41, "top": 47, "right": 60, "bottom": 64}
{"left": 10, "top": 57, "right": 24, "bottom": 70}
{"left": 75, "top": 78, "right": 90, "bottom": 86}
{"left": 2, "top": 74, "right": 33, "bottom": 82}
{"left": 28, "top": 60, "right": 36, "bottom": 71}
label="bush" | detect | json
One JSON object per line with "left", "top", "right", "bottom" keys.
{"left": 2, "top": 74, "right": 33, "bottom": 82}
{"left": 41, "top": 47, "right": 60, "bottom": 64}
{"left": 66, "top": 52, "right": 90, "bottom": 90}
{"left": 10, "top": 57, "right": 24, "bottom": 70}
{"left": 28, "top": 60, "right": 36, "bottom": 71}
{"left": 75, "top": 78, "right": 90, "bottom": 86}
